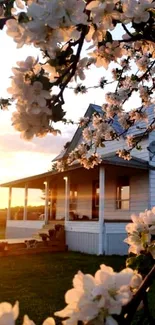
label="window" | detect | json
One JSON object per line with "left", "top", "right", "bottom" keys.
{"left": 116, "top": 177, "right": 130, "bottom": 210}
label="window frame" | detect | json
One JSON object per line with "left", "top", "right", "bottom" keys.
{"left": 116, "top": 176, "right": 130, "bottom": 211}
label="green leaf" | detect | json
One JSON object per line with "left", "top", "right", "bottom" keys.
{"left": 105, "top": 31, "right": 113, "bottom": 43}
{"left": 51, "top": 103, "right": 66, "bottom": 122}
{"left": 131, "top": 74, "right": 138, "bottom": 81}
{"left": 126, "top": 254, "right": 154, "bottom": 276}
{"left": 18, "top": 12, "right": 29, "bottom": 23}
{"left": 136, "top": 145, "right": 142, "bottom": 151}
{"left": 4, "top": 0, "right": 15, "bottom": 17}
{"left": 38, "top": 76, "right": 52, "bottom": 91}
{"left": 126, "top": 256, "right": 137, "bottom": 269}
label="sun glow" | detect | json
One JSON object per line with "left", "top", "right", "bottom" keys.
{"left": 0, "top": 26, "right": 141, "bottom": 210}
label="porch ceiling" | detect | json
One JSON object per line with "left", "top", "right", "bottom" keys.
{"left": 0, "top": 153, "right": 149, "bottom": 189}
{"left": 0, "top": 165, "right": 82, "bottom": 189}
{"left": 0, "top": 171, "right": 54, "bottom": 189}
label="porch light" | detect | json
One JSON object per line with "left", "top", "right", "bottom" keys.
{"left": 63, "top": 177, "right": 68, "bottom": 181}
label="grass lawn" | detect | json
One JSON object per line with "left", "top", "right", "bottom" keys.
{"left": 0, "top": 252, "right": 154, "bottom": 325}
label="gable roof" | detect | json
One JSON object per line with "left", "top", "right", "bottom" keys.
{"left": 53, "top": 104, "right": 155, "bottom": 162}
{"left": 53, "top": 103, "right": 124, "bottom": 161}
{"left": 126, "top": 105, "right": 154, "bottom": 136}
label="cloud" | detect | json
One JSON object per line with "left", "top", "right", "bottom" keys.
{"left": 0, "top": 127, "right": 74, "bottom": 155}
{"left": 0, "top": 122, "right": 76, "bottom": 185}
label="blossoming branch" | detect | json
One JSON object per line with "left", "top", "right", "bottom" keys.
{"left": 0, "top": 0, "right": 155, "bottom": 167}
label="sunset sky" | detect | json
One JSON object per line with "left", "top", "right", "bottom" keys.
{"left": 0, "top": 25, "right": 140, "bottom": 209}
{"left": 0, "top": 28, "right": 109, "bottom": 208}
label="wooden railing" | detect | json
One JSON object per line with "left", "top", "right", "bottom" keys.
{"left": 48, "top": 220, "right": 64, "bottom": 226}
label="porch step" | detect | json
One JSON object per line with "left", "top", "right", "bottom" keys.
{"left": 33, "top": 227, "right": 47, "bottom": 240}
{"left": 33, "top": 222, "right": 64, "bottom": 239}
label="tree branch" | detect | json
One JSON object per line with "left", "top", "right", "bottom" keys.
{"left": 139, "top": 60, "right": 155, "bottom": 82}
{"left": 143, "top": 292, "right": 155, "bottom": 324}
{"left": 50, "top": 26, "right": 88, "bottom": 108}
{"left": 122, "top": 23, "right": 134, "bottom": 38}
{"left": 121, "top": 265, "right": 155, "bottom": 325}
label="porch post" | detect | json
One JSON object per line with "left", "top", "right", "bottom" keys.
{"left": 23, "top": 183, "right": 28, "bottom": 220}
{"left": 7, "top": 187, "right": 12, "bottom": 220}
{"left": 98, "top": 165, "right": 105, "bottom": 255}
{"left": 44, "top": 180, "right": 49, "bottom": 224}
{"left": 49, "top": 189, "right": 53, "bottom": 219}
{"left": 64, "top": 176, "right": 70, "bottom": 221}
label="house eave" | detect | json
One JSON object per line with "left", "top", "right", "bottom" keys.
{"left": 0, "top": 154, "right": 150, "bottom": 189}
{"left": 100, "top": 153, "right": 149, "bottom": 170}
{"left": 0, "top": 164, "right": 82, "bottom": 188}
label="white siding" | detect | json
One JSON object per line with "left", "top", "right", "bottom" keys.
{"left": 55, "top": 167, "right": 149, "bottom": 226}
{"left": 105, "top": 222, "right": 128, "bottom": 255}
{"left": 76, "top": 181, "right": 92, "bottom": 219}
{"left": 78, "top": 134, "right": 149, "bottom": 161}
{"left": 54, "top": 169, "right": 98, "bottom": 220}
{"left": 149, "top": 126, "right": 155, "bottom": 208}
{"left": 76, "top": 107, "right": 152, "bottom": 161}
{"left": 6, "top": 220, "right": 45, "bottom": 228}
{"left": 149, "top": 129, "right": 155, "bottom": 208}
{"left": 104, "top": 168, "right": 149, "bottom": 220}
{"left": 125, "top": 105, "right": 154, "bottom": 136}
{"left": 70, "top": 168, "right": 98, "bottom": 219}
{"left": 66, "top": 231, "right": 99, "bottom": 254}
{"left": 98, "top": 137, "right": 149, "bottom": 161}
{"left": 65, "top": 221, "right": 100, "bottom": 233}
{"left": 105, "top": 222, "right": 127, "bottom": 233}
{"left": 131, "top": 138, "right": 149, "bottom": 161}
{"left": 97, "top": 138, "right": 125, "bottom": 156}
{"left": 149, "top": 170, "right": 155, "bottom": 208}
{"left": 57, "top": 105, "right": 155, "bottom": 255}
{"left": 149, "top": 129, "right": 155, "bottom": 162}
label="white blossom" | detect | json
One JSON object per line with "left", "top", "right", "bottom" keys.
{"left": 89, "top": 42, "right": 125, "bottom": 69}
{"left": 55, "top": 264, "right": 142, "bottom": 325}
{"left": 124, "top": 208, "right": 155, "bottom": 257}
{"left": 79, "top": 117, "right": 90, "bottom": 127}
{"left": 2, "top": 0, "right": 155, "bottom": 163}
{"left": 6, "top": 19, "right": 32, "bottom": 48}
{"left": 139, "top": 86, "right": 151, "bottom": 105}
{"left": 86, "top": 0, "right": 120, "bottom": 30}
{"left": 11, "top": 110, "right": 53, "bottom": 140}
{"left": 122, "top": 0, "right": 155, "bottom": 24}
{"left": 82, "top": 127, "right": 92, "bottom": 142}
{"left": 22, "top": 315, "right": 35, "bottom": 325}
{"left": 26, "top": 81, "right": 51, "bottom": 107}
{"left": 0, "top": 302, "right": 19, "bottom": 325}
{"left": 136, "top": 55, "right": 150, "bottom": 71}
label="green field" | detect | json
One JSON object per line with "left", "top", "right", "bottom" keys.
{"left": 0, "top": 252, "right": 154, "bottom": 325}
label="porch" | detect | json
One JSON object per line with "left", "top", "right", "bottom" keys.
{"left": 1, "top": 154, "right": 149, "bottom": 255}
